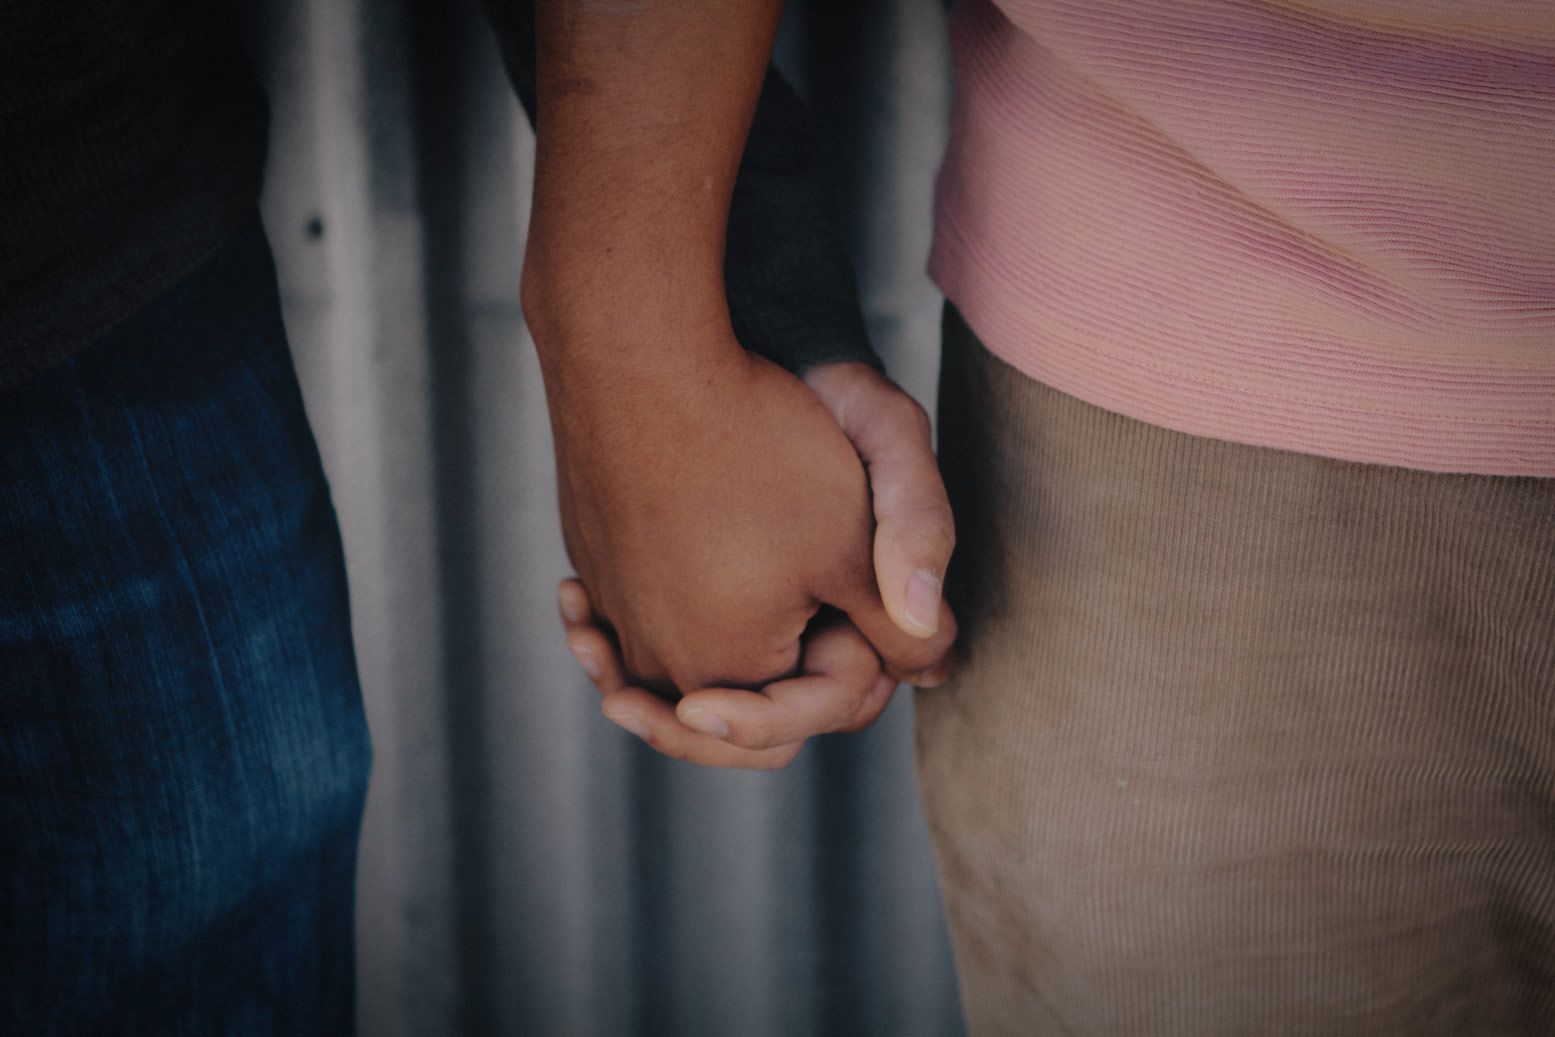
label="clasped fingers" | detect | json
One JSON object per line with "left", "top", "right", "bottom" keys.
{"left": 557, "top": 579, "right": 901, "bottom": 770}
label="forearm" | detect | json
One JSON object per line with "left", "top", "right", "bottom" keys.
{"left": 477, "top": 2, "right": 953, "bottom": 701}
{"left": 483, "top": 0, "right": 881, "bottom": 375}
{"left": 522, "top": 0, "right": 785, "bottom": 367}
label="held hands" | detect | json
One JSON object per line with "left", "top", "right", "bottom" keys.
{"left": 524, "top": 0, "right": 944, "bottom": 770}
{"left": 562, "top": 583, "right": 902, "bottom": 770}
{"left": 551, "top": 358, "right": 959, "bottom": 769}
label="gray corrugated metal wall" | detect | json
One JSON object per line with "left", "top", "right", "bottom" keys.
{"left": 242, "top": 1, "right": 961, "bottom": 1032}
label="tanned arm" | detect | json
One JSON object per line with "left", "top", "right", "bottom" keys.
{"left": 521, "top": 0, "right": 955, "bottom": 696}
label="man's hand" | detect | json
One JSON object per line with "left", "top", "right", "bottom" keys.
{"left": 555, "top": 359, "right": 957, "bottom": 769}
{"left": 527, "top": 0, "right": 952, "bottom": 703}
{"left": 535, "top": 313, "right": 955, "bottom": 695}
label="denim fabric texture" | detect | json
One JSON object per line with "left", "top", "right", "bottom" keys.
{"left": 0, "top": 216, "right": 372, "bottom": 1034}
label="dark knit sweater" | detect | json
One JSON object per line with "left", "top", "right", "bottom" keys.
{"left": 0, "top": 1, "right": 876, "bottom": 388}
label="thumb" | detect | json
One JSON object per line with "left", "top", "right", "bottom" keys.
{"left": 806, "top": 363, "right": 957, "bottom": 639}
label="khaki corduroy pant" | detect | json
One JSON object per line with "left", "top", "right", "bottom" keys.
{"left": 919, "top": 307, "right": 1555, "bottom": 1034}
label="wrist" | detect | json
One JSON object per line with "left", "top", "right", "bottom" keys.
{"left": 522, "top": 243, "right": 736, "bottom": 370}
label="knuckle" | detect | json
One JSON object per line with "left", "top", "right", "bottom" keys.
{"left": 737, "top": 721, "right": 778, "bottom": 752}
{"left": 883, "top": 393, "right": 932, "bottom": 438}
{"left": 839, "top": 693, "right": 877, "bottom": 733}
{"left": 883, "top": 506, "right": 956, "bottom": 560}
{"left": 839, "top": 703, "right": 882, "bottom": 734}
{"left": 906, "top": 515, "right": 956, "bottom": 557}
{"left": 836, "top": 683, "right": 876, "bottom": 730}
{"left": 847, "top": 685, "right": 892, "bottom": 732}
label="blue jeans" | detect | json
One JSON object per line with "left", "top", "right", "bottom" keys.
{"left": 0, "top": 218, "right": 372, "bottom": 1033}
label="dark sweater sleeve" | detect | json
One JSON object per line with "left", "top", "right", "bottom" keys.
{"left": 478, "top": 0, "right": 882, "bottom": 374}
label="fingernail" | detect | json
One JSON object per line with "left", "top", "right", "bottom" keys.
{"left": 679, "top": 707, "right": 730, "bottom": 739}
{"left": 904, "top": 569, "right": 942, "bottom": 637}
{"left": 605, "top": 707, "right": 650, "bottom": 741}
{"left": 568, "top": 638, "right": 601, "bottom": 679}
{"left": 558, "top": 585, "right": 588, "bottom": 624}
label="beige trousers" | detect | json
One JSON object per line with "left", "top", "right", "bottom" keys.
{"left": 918, "top": 308, "right": 1555, "bottom": 1034}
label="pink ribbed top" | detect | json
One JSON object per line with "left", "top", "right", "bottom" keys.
{"left": 930, "top": 0, "right": 1555, "bottom": 475}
